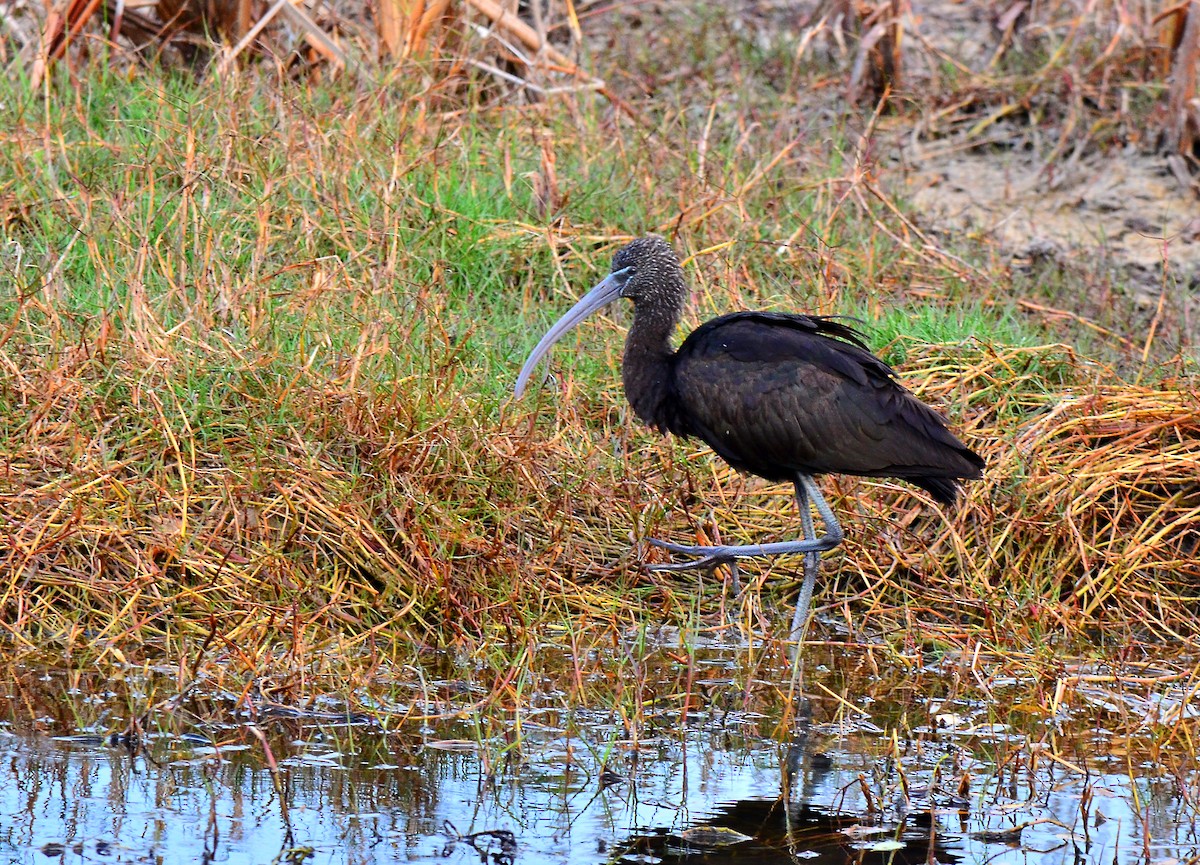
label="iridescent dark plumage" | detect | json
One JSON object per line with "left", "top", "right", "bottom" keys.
{"left": 516, "top": 235, "right": 984, "bottom": 643}
{"left": 665, "top": 312, "right": 981, "bottom": 504}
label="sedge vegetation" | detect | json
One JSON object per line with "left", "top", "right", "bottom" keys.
{"left": 1, "top": 39, "right": 1198, "bottom": 696}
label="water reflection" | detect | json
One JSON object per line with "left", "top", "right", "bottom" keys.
{"left": 1, "top": 647, "right": 1199, "bottom": 865}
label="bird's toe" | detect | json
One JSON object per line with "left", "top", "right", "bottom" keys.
{"left": 643, "top": 539, "right": 738, "bottom": 574}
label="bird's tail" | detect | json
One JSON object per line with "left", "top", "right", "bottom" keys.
{"left": 913, "top": 476, "right": 964, "bottom": 506}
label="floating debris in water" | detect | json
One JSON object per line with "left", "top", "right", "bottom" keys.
{"left": 677, "top": 826, "right": 753, "bottom": 848}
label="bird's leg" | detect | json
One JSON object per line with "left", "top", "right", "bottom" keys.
{"left": 646, "top": 474, "right": 843, "bottom": 573}
{"left": 788, "top": 478, "right": 820, "bottom": 651}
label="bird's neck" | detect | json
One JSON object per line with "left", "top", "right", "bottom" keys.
{"left": 622, "top": 302, "right": 680, "bottom": 432}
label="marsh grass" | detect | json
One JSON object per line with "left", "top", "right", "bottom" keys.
{"left": 1, "top": 13, "right": 1198, "bottom": 717}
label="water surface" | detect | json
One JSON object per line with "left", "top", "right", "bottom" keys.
{"left": 2, "top": 640, "right": 1197, "bottom": 864}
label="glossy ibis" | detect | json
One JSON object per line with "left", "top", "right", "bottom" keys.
{"left": 515, "top": 235, "right": 984, "bottom": 643}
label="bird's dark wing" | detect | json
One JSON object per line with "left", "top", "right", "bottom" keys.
{"left": 670, "top": 312, "right": 983, "bottom": 494}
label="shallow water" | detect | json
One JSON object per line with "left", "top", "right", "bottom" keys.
{"left": 2, "top": 640, "right": 1199, "bottom": 865}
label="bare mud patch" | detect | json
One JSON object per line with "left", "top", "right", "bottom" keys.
{"left": 900, "top": 146, "right": 1200, "bottom": 305}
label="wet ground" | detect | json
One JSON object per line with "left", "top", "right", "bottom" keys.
{"left": 2, "top": 638, "right": 1199, "bottom": 865}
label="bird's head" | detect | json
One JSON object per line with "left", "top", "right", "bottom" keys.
{"left": 514, "top": 234, "right": 686, "bottom": 398}
{"left": 606, "top": 234, "right": 683, "bottom": 306}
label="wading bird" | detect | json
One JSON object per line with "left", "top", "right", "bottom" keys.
{"left": 515, "top": 235, "right": 984, "bottom": 643}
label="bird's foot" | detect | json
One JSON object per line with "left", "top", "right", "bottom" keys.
{"left": 644, "top": 539, "right": 742, "bottom": 573}
{"left": 645, "top": 536, "right": 836, "bottom": 573}
{"left": 644, "top": 539, "right": 743, "bottom": 599}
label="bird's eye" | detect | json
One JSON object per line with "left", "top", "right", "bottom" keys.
{"left": 612, "top": 265, "right": 636, "bottom": 289}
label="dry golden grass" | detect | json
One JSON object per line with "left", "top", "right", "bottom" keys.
{"left": 3, "top": 315, "right": 1197, "bottom": 665}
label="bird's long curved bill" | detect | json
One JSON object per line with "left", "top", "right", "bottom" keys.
{"left": 514, "top": 272, "right": 623, "bottom": 398}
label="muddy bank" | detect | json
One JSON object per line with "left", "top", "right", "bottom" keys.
{"left": 902, "top": 146, "right": 1199, "bottom": 287}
